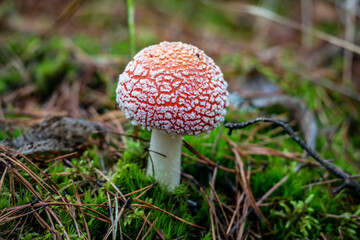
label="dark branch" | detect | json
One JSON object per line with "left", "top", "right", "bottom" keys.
{"left": 225, "top": 118, "right": 360, "bottom": 194}
{"left": 27, "top": 204, "right": 49, "bottom": 215}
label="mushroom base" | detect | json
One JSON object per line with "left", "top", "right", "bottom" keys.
{"left": 146, "top": 129, "right": 182, "bottom": 191}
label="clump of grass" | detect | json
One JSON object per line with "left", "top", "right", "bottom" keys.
{"left": 0, "top": 133, "right": 212, "bottom": 239}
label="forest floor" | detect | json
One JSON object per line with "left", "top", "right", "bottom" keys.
{"left": 1, "top": 0, "right": 360, "bottom": 239}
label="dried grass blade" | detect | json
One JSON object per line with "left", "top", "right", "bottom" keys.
{"left": 5, "top": 204, "right": 49, "bottom": 222}
{"left": 182, "top": 147, "right": 235, "bottom": 173}
{"left": 141, "top": 217, "right": 157, "bottom": 240}
{"left": 9, "top": 166, "right": 42, "bottom": 200}
{"left": 83, "top": 212, "right": 110, "bottom": 223}
{"left": 226, "top": 192, "right": 244, "bottom": 235}
{"left": 208, "top": 182, "right": 230, "bottom": 226}
{"left": 237, "top": 201, "right": 249, "bottom": 240}
{"left": 209, "top": 202, "right": 216, "bottom": 240}
{"left": 44, "top": 209, "right": 57, "bottom": 238}
{"left": 139, "top": 214, "right": 166, "bottom": 240}
{"left": 2, "top": 201, "right": 111, "bottom": 223}
{"left": 257, "top": 174, "right": 289, "bottom": 205}
{"left": 132, "top": 182, "right": 158, "bottom": 199}
{"left": 343, "top": 0, "right": 357, "bottom": 83}
{"left": 9, "top": 164, "right": 15, "bottom": 205}
{"left": 135, "top": 212, "right": 151, "bottom": 240}
{"left": 33, "top": 211, "right": 52, "bottom": 231}
{"left": 73, "top": 180, "right": 90, "bottom": 240}
{"left": 96, "top": 168, "right": 126, "bottom": 201}
{"left": 0, "top": 146, "right": 52, "bottom": 186}
{"left": 44, "top": 152, "right": 78, "bottom": 163}
{"left": 233, "top": 145, "right": 273, "bottom": 231}
{"left": 103, "top": 192, "right": 114, "bottom": 240}
{"left": 226, "top": 137, "right": 273, "bottom": 231}
{"left": 7, "top": 214, "right": 24, "bottom": 239}
{"left": 300, "top": 0, "right": 313, "bottom": 48}
{"left": 48, "top": 208, "right": 71, "bottom": 240}
{"left": 183, "top": 141, "right": 214, "bottom": 165}
{"left": 0, "top": 205, "right": 29, "bottom": 223}
{"left": 303, "top": 174, "right": 360, "bottom": 188}
{"left": 1, "top": 145, "right": 72, "bottom": 201}
{"left": 209, "top": 164, "right": 216, "bottom": 239}
{"left": 217, "top": 2, "right": 360, "bottom": 54}
{"left": 18, "top": 214, "right": 29, "bottom": 237}
{"left": 243, "top": 145, "right": 301, "bottom": 160}
{"left": 44, "top": 0, "right": 86, "bottom": 38}
{"left": 117, "top": 199, "right": 133, "bottom": 240}
{"left": 69, "top": 204, "right": 82, "bottom": 239}
{"left": 134, "top": 199, "right": 206, "bottom": 230}
{"left": 0, "top": 165, "right": 8, "bottom": 192}
{"left": 0, "top": 151, "right": 57, "bottom": 200}
{"left": 114, "top": 194, "right": 120, "bottom": 240}
{"left": 209, "top": 164, "right": 227, "bottom": 239}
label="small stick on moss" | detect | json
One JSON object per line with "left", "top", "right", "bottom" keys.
{"left": 225, "top": 118, "right": 360, "bottom": 194}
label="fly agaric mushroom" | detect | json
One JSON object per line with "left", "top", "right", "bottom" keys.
{"left": 116, "top": 41, "right": 229, "bottom": 191}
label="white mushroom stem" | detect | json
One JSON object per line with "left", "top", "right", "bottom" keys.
{"left": 146, "top": 128, "right": 182, "bottom": 191}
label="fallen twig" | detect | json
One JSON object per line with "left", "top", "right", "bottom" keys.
{"left": 225, "top": 118, "right": 360, "bottom": 194}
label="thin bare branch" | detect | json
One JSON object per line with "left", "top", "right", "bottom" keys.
{"left": 226, "top": 118, "right": 360, "bottom": 194}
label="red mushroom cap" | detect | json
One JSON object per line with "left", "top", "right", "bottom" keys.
{"left": 116, "top": 41, "right": 229, "bottom": 136}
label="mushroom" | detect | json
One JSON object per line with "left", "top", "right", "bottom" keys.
{"left": 116, "top": 41, "right": 229, "bottom": 191}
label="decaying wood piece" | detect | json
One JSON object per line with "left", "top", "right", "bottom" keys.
{"left": 0, "top": 116, "right": 103, "bottom": 155}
